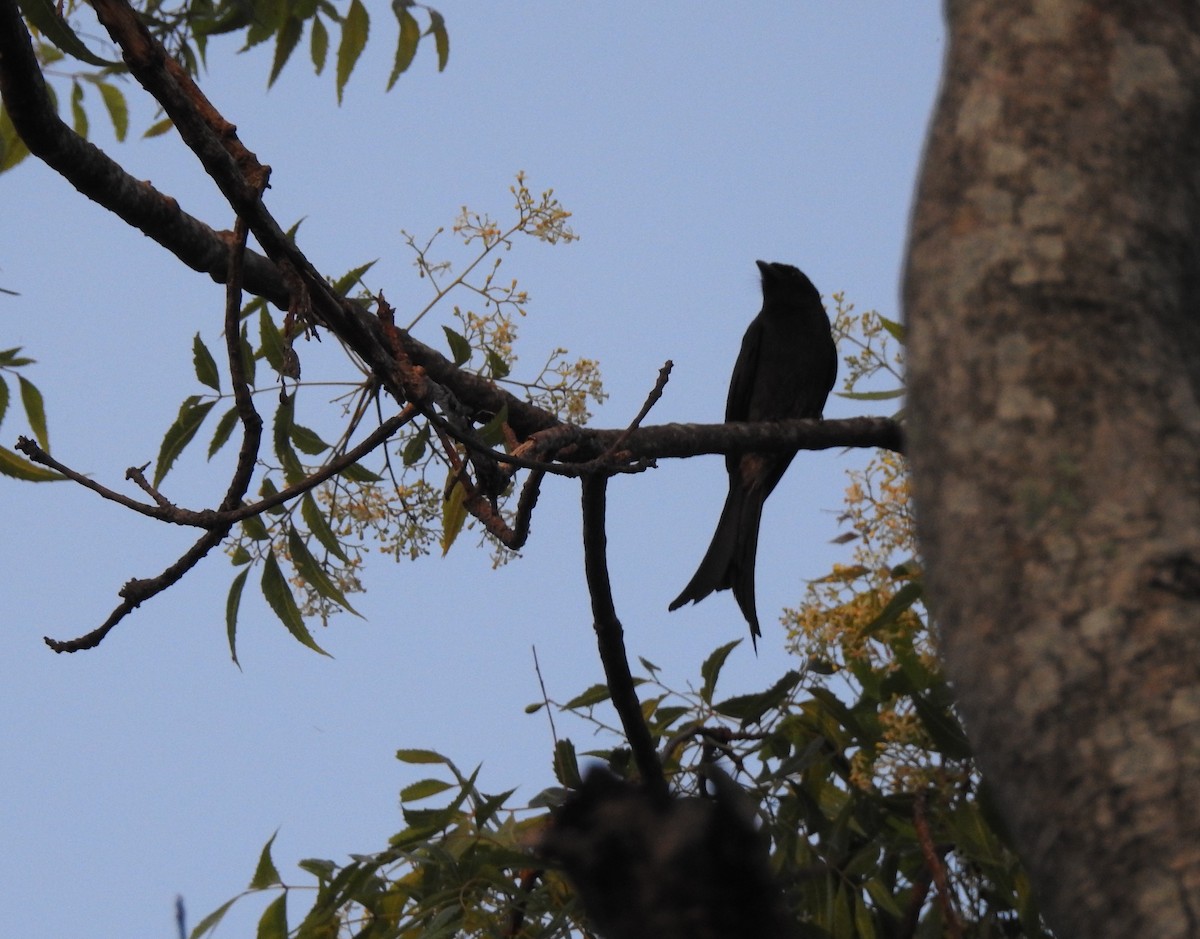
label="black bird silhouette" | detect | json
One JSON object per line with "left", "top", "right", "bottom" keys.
{"left": 669, "top": 261, "right": 837, "bottom": 646}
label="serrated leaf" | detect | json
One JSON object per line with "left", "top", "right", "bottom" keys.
{"left": 0, "top": 444, "right": 63, "bottom": 481}
{"left": 395, "top": 748, "right": 450, "bottom": 765}
{"left": 329, "top": 259, "right": 376, "bottom": 295}
{"left": 273, "top": 396, "right": 306, "bottom": 484}
{"left": 226, "top": 568, "right": 249, "bottom": 666}
{"left": 387, "top": 7, "right": 419, "bottom": 89}
{"left": 553, "top": 739, "right": 581, "bottom": 788}
{"left": 286, "top": 526, "right": 359, "bottom": 615}
{"left": 713, "top": 670, "right": 801, "bottom": 724}
{"left": 154, "top": 397, "right": 215, "bottom": 487}
{"left": 269, "top": 16, "right": 303, "bottom": 87}
{"left": 336, "top": 0, "right": 369, "bottom": 104}
{"left": 401, "top": 425, "right": 429, "bottom": 465}
{"left": 297, "top": 857, "right": 337, "bottom": 881}
{"left": 400, "top": 778, "right": 454, "bottom": 802}
{"left": 208, "top": 405, "right": 240, "bottom": 460}
{"left": 290, "top": 423, "right": 330, "bottom": 455}
{"left": 18, "top": 375, "right": 48, "bottom": 449}
{"left": 17, "top": 0, "right": 119, "bottom": 67}
{"left": 261, "top": 551, "right": 330, "bottom": 656}
{"left": 259, "top": 476, "right": 288, "bottom": 516}
{"left": 259, "top": 307, "right": 286, "bottom": 373}
{"left": 190, "top": 896, "right": 240, "bottom": 939}
{"left": 700, "top": 639, "right": 741, "bottom": 704}
{"left": 441, "top": 326, "right": 471, "bottom": 366}
{"left": 427, "top": 9, "right": 449, "bottom": 71}
{"left": 564, "top": 683, "right": 613, "bottom": 709}
{"left": 96, "top": 81, "right": 128, "bottom": 141}
{"left": 441, "top": 478, "right": 468, "bottom": 555}
{"left": 192, "top": 333, "right": 221, "bottom": 392}
{"left": 256, "top": 892, "right": 287, "bottom": 939}
{"left": 301, "top": 491, "right": 350, "bottom": 562}
{"left": 241, "top": 513, "right": 270, "bottom": 542}
{"left": 250, "top": 831, "right": 282, "bottom": 889}
{"left": 341, "top": 462, "right": 383, "bottom": 483}
{"left": 310, "top": 15, "right": 329, "bottom": 72}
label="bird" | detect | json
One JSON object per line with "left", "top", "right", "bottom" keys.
{"left": 669, "top": 260, "right": 837, "bottom": 646}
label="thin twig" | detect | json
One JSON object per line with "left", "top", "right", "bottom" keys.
{"left": 580, "top": 473, "right": 666, "bottom": 799}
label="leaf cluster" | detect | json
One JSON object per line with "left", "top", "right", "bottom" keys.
{"left": 2, "top": 0, "right": 447, "bottom": 172}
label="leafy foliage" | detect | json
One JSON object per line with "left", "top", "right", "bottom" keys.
{"left": 3, "top": 0, "right": 449, "bottom": 173}
{"left": 0, "top": 346, "right": 61, "bottom": 481}
{"left": 194, "top": 311, "right": 1052, "bottom": 939}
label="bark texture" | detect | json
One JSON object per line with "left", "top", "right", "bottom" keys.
{"left": 905, "top": 3, "right": 1200, "bottom": 937}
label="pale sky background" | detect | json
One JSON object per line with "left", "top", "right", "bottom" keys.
{"left": 1, "top": 5, "right": 944, "bottom": 936}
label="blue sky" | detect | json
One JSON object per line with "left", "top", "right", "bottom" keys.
{"left": 1, "top": 4, "right": 943, "bottom": 936}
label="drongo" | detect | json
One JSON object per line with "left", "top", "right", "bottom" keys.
{"left": 669, "top": 261, "right": 837, "bottom": 646}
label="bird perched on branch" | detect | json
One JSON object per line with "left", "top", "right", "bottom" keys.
{"left": 669, "top": 261, "right": 837, "bottom": 646}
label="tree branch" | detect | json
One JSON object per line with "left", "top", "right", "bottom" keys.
{"left": 580, "top": 473, "right": 667, "bottom": 799}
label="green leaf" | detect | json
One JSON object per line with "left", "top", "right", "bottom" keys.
{"left": 259, "top": 476, "right": 288, "bottom": 515}
{"left": 0, "top": 346, "right": 33, "bottom": 366}
{"left": 440, "top": 477, "right": 467, "bottom": 555}
{"left": 879, "top": 315, "right": 906, "bottom": 342}
{"left": 395, "top": 748, "right": 451, "bottom": 765}
{"left": 0, "top": 375, "right": 8, "bottom": 426}
{"left": 857, "top": 581, "right": 923, "bottom": 638}
{"left": 336, "top": 0, "right": 369, "bottom": 104}
{"left": 241, "top": 513, "right": 271, "bottom": 542}
{"left": 259, "top": 307, "right": 286, "bottom": 373}
{"left": 484, "top": 349, "right": 510, "bottom": 379}
{"left": 840, "top": 388, "right": 905, "bottom": 402}
{"left": 70, "top": 81, "right": 87, "bottom": 137}
{"left": 261, "top": 551, "right": 331, "bottom": 656}
{"left": 400, "top": 778, "right": 454, "bottom": 802}
{"left": 238, "top": 322, "right": 257, "bottom": 386}
{"left": 477, "top": 405, "right": 508, "bottom": 447}
{"left": 564, "top": 683, "right": 613, "bottom": 709}
{"left": 553, "top": 739, "right": 581, "bottom": 788}
{"left": 286, "top": 525, "right": 359, "bottom": 615}
{"left": 18, "top": 375, "right": 48, "bottom": 449}
{"left": 310, "top": 15, "right": 329, "bottom": 73}
{"left": 912, "top": 694, "right": 972, "bottom": 760}
{"left": 301, "top": 491, "right": 350, "bottom": 562}
{"left": 154, "top": 396, "right": 216, "bottom": 487}
{"left": 250, "top": 831, "right": 282, "bottom": 889}
{"left": 255, "top": 892, "right": 287, "bottom": 939}
{"left": 713, "top": 670, "right": 801, "bottom": 724}
{"left": 341, "top": 462, "right": 383, "bottom": 483}
{"left": 0, "top": 103, "right": 31, "bottom": 173}
{"left": 296, "top": 857, "right": 336, "bottom": 881}
{"left": 268, "top": 16, "right": 304, "bottom": 87}
{"left": 190, "top": 896, "right": 240, "bottom": 939}
{"left": 17, "top": 0, "right": 119, "bottom": 67}
{"left": 700, "top": 640, "right": 741, "bottom": 704}
{"left": 96, "top": 81, "right": 128, "bottom": 141}
{"left": 142, "top": 116, "right": 173, "bottom": 139}
{"left": 290, "top": 423, "right": 330, "bottom": 455}
{"left": 273, "top": 396, "right": 306, "bottom": 484}
{"left": 387, "top": 6, "right": 420, "bottom": 89}
{"left": 192, "top": 333, "right": 221, "bottom": 392}
{"left": 226, "top": 568, "right": 249, "bottom": 666}
{"left": 427, "top": 9, "right": 449, "bottom": 71}
{"left": 0, "top": 444, "right": 63, "bottom": 481}
{"left": 329, "top": 259, "right": 376, "bottom": 295}
{"left": 442, "top": 326, "right": 471, "bottom": 366}
{"left": 208, "top": 405, "right": 240, "bottom": 460}
{"left": 401, "top": 425, "right": 429, "bottom": 465}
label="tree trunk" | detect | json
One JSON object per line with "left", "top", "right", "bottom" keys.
{"left": 905, "top": 3, "right": 1200, "bottom": 937}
